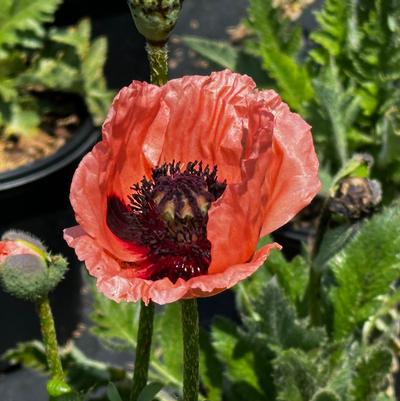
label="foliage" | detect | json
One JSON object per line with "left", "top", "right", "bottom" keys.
{"left": 5, "top": 204, "right": 400, "bottom": 401}
{"left": 0, "top": 0, "right": 112, "bottom": 138}
{"left": 182, "top": 0, "right": 400, "bottom": 199}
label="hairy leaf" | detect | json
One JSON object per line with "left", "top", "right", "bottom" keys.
{"left": 199, "top": 329, "right": 223, "bottom": 401}
{"left": 90, "top": 289, "right": 140, "bottom": 351}
{"left": 351, "top": 345, "right": 392, "bottom": 401}
{"left": 273, "top": 349, "right": 320, "bottom": 401}
{"left": 330, "top": 205, "right": 400, "bottom": 339}
{"left": 211, "top": 317, "right": 264, "bottom": 401}
{"left": 244, "top": 277, "right": 325, "bottom": 351}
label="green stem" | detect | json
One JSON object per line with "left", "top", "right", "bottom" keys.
{"left": 182, "top": 299, "right": 199, "bottom": 401}
{"left": 130, "top": 301, "right": 155, "bottom": 401}
{"left": 146, "top": 42, "right": 168, "bottom": 86}
{"left": 36, "top": 296, "right": 65, "bottom": 381}
{"left": 130, "top": 39, "right": 167, "bottom": 401}
{"left": 308, "top": 198, "right": 331, "bottom": 326}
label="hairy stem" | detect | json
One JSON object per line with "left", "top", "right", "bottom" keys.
{"left": 130, "top": 301, "right": 155, "bottom": 401}
{"left": 308, "top": 198, "right": 331, "bottom": 326}
{"left": 36, "top": 296, "right": 65, "bottom": 380}
{"left": 182, "top": 299, "right": 199, "bottom": 401}
{"left": 146, "top": 42, "right": 168, "bottom": 86}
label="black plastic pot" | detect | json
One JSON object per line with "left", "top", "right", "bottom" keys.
{"left": 0, "top": 119, "right": 99, "bottom": 366}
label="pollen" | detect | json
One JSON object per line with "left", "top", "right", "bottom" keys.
{"left": 106, "top": 161, "right": 226, "bottom": 283}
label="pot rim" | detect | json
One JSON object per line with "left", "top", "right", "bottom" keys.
{"left": 0, "top": 119, "right": 99, "bottom": 191}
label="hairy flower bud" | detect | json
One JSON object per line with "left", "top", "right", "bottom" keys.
{"left": 0, "top": 231, "right": 68, "bottom": 301}
{"left": 127, "top": 0, "right": 184, "bottom": 44}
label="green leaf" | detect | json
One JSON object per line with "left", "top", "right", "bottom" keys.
{"left": 265, "top": 252, "right": 309, "bottom": 307}
{"left": 273, "top": 349, "right": 319, "bottom": 401}
{"left": 330, "top": 204, "right": 400, "bottom": 339}
{"left": 90, "top": 288, "right": 140, "bottom": 351}
{"left": 199, "top": 329, "right": 223, "bottom": 401}
{"left": 312, "top": 59, "right": 360, "bottom": 165}
{"left": 246, "top": 0, "right": 313, "bottom": 112}
{"left": 181, "top": 35, "right": 271, "bottom": 86}
{"left": 311, "top": 389, "right": 340, "bottom": 401}
{"left": 0, "top": 0, "right": 61, "bottom": 49}
{"left": 314, "top": 223, "right": 360, "bottom": 271}
{"left": 244, "top": 277, "right": 325, "bottom": 351}
{"left": 137, "top": 382, "right": 163, "bottom": 401}
{"left": 107, "top": 382, "right": 123, "bottom": 401}
{"left": 351, "top": 345, "right": 392, "bottom": 401}
{"left": 2, "top": 340, "right": 127, "bottom": 391}
{"left": 156, "top": 303, "right": 183, "bottom": 381}
{"left": 330, "top": 153, "right": 373, "bottom": 195}
{"left": 2, "top": 340, "right": 48, "bottom": 371}
{"left": 49, "top": 20, "right": 113, "bottom": 125}
{"left": 181, "top": 36, "right": 238, "bottom": 70}
{"left": 3, "top": 103, "right": 41, "bottom": 136}
{"left": 310, "top": 0, "right": 353, "bottom": 62}
{"left": 211, "top": 317, "right": 264, "bottom": 401}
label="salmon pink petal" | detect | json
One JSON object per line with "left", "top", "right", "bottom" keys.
{"left": 64, "top": 225, "right": 280, "bottom": 304}
{"left": 260, "top": 101, "right": 321, "bottom": 236}
{"left": 158, "top": 70, "right": 256, "bottom": 183}
{"left": 207, "top": 91, "right": 276, "bottom": 273}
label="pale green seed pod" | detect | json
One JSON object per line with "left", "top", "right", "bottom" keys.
{"left": 127, "top": 0, "right": 184, "bottom": 44}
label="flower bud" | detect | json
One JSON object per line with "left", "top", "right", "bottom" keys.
{"left": 329, "top": 177, "right": 382, "bottom": 220}
{"left": 0, "top": 231, "right": 68, "bottom": 301}
{"left": 127, "top": 0, "right": 184, "bottom": 44}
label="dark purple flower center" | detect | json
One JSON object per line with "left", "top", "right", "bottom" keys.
{"left": 107, "top": 161, "right": 226, "bottom": 283}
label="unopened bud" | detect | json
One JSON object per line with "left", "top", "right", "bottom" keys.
{"left": 127, "top": 0, "right": 184, "bottom": 44}
{"left": 329, "top": 177, "right": 382, "bottom": 220}
{"left": 0, "top": 231, "right": 68, "bottom": 301}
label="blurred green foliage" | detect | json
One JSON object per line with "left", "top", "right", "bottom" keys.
{"left": 0, "top": 0, "right": 112, "bottom": 138}
{"left": 182, "top": 0, "right": 400, "bottom": 199}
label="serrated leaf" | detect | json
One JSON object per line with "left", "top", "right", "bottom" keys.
{"left": 312, "top": 59, "right": 360, "bottom": 165}
{"left": 199, "top": 329, "right": 223, "bottom": 401}
{"left": 107, "top": 382, "right": 123, "bottom": 401}
{"left": 351, "top": 345, "right": 392, "bottom": 401}
{"left": 211, "top": 317, "right": 264, "bottom": 401}
{"left": 137, "top": 382, "right": 163, "bottom": 401}
{"left": 244, "top": 277, "right": 325, "bottom": 351}
{"left": 273, "top": 349, "right": 319, "bottom": 401}
{"left": 0, "top": 0, "right": 61, "bottom": 49}
{"left": 330, "top": 205, "right": 400, "bottom": 339}
{"left": 310, "top": 0, "right": 352, "bottom": 62}
{"left": 246, "top": 0, "right": 313, "bottom": 112}
{"left": 90, "top": 288, "right": 140, "bottom": 351}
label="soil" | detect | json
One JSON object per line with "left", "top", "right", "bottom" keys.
{"left": 0, "top": 114, "right": 81, "bottom": 173}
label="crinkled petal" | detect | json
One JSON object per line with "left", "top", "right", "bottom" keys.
{"left": 64, "top": 226, "right": 280, "bottom": 304}
{"left": 260, "top": 100, "right": 321, "bottom": 236}
{"left": 158, "top": 70, "right": 256, "bottom": 182}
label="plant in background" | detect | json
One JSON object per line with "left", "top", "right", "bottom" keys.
{"left": 182, "top": 0, "right": 400, "bottom": 200}
{"left": 1, "top": 1, "right": 400, "bottom": 401}
{"left": 0, "top": 0, "right": 113, "bottom": 172}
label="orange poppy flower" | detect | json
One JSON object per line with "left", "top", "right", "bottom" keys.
{"left": 64, "top": 70, "right": 320, "bottom": 305}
